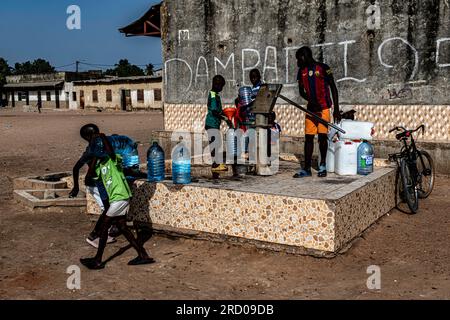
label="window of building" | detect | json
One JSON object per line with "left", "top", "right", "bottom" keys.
{"left": 92, "top": 90, "right": 98, "bottom": 103}
{"left": 72, "top": 92, "right": 77, "bottom": 101}
{"left": 106, "top": 89, "right": 112, "bottom": 102}
{"left": 137, "top": 89, "right": 144, "bottom": 102}
{"left": 46, "top": 92, "right": 51, "bottom": 101}
{"left": 154, "top": 88, "right": 162, "bottom": 101}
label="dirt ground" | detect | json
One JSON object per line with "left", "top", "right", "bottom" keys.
{"left": 0, "top": 108, "right": 449, "bottom": 300}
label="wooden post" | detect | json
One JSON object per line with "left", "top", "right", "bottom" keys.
{"left": 11, "top": 90, "right": 15, "bottom": 108}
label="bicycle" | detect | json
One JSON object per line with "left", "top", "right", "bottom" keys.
{"left": 388, "top": 125, "right": 435, "bottom": 214}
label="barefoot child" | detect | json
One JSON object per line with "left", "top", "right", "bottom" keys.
{"left": 80, "top": 134, "right": 154, "bottom": 270}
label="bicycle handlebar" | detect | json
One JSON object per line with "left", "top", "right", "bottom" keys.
{"left": 389, "top": 125, "right": 425, "bottom": 134}
{"left": 389, "top": 126, "right": 406, "bottom": 133}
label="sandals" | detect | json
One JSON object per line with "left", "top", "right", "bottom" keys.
{"left": 80, "top": 257, "right": 105, "bottom": 270}
{"left": 318, "top": 165, "right": 327, "bottom": 178}
{"left": 128, "top": 256, "right": 156, "bottom": 266}
{"left": 293, "top": 169, "right": 312, "bottom": 178}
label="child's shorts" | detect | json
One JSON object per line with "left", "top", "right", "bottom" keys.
{"left": 305, "top": 108, "right": 331, "bottom": 135}
{"left": 106, "top": 200, "right": 130, "bottom": 218}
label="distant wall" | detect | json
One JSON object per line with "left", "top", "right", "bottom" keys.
{"left": 73, "top": 82, "right": 163, "bottom": 111}
{"left": 162, "top": 0, "right": 450, "bottom": 105}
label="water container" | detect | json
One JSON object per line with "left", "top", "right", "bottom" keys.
{"left": 172, "top": 142, "right": 191, "bottom": 184}
{"left": 337, "top": 120, "right": 374, "bottom": 141}
{"left": 123, "top": 148, "right": 140, "bottom": 168}
{"left": 108, "top": 135, "right": 139, "bottom": 168}
{"left": 238, "top": 86, "right": 254, "bottom": 106}
{"left": 147, "top": 141, "right": 165, "bottom": 182}
{"left": 326, "top": 141, "right": 336, "bottom": 173}
{"left": 226, "top": 128, "right": 237, "bottom": 164}
{"left": 357, "top": 141, "right": 374, "bottom": 175}
{"left": 335, "top": 140, "right": 358, "bottom": 176}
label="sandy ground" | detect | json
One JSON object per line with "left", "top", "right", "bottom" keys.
{"left": 0, "top": 108, "right": 449, "bottom": 300}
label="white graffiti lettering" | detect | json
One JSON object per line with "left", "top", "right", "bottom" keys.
{"left": 337, "top": 40, "right": 367, "bottom": 83}
{"left": 263, "top": 46, "right": 278, "bottom": 83}
{"left": 195, "top": 56, "right": 209, "bottom": 86}
{"left": 214, "top": 53, "right": 236, "bottom": 83}
{"left": 242, "top": 49, "right": 261, "bottom": 86}
{"left": 378, "top": 37, "right": 419, "bottom": 81}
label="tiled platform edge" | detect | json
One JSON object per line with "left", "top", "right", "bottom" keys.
{"left": 87, "top": 168, "right": 397, "bottom": 256}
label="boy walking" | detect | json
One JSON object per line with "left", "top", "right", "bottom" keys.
{"left": 80, "top": 134, "right": 154, "bottom": 270}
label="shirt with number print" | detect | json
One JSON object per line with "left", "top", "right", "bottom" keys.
{"left": 95, "top": 156, "right": 132, "bottom": 202}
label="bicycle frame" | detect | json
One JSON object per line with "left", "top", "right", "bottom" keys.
{"left": 390, "top": 126, "right": 429, "bottom": 191}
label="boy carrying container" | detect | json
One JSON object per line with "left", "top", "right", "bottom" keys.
{"left": 80, "top": 134, "right": 154, "bottom": 270}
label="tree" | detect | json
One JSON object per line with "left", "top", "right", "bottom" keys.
{"left": 0, "top": 58, "right": 11, "bottom": 87}
{"left": 104, "top": 59, "right": 144, "bottom": 77}
{"left": 145, "top": 63, "right": 154, "bottom": 76}
{"left": 13, "top": 59, "right": 55, "bottom": 75}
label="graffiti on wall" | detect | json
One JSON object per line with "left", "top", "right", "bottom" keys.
{"left": 165, "top": 36, "right": 449, "bottom": 103}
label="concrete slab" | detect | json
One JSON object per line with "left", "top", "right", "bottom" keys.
{"left": 13, "top": 172, "right": 71, "bottom": 190}
{"left": 14, "top": 189, "right": 86, "bottom": 214}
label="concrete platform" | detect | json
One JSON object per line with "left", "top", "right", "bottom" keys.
{"left": 13, "top": 172, "right": 72, "bottom": 190}
{"left": 14, "top": 189, "right": 86, "bottom": 213}
{"left": 87, "top": 160, "right": 397, "bottom": 256}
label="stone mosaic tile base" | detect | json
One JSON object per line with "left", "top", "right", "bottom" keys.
{"left": 86, "top": 161, "right": 397, "bottom": 254}
{"left": 164, "top": 104, "right": 450, "bottom": 142}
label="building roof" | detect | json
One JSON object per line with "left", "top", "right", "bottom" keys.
{"left": 119, "top": 3, "right": 162, "bottom": 38}
{"left": 72, "top": 76, "right": 162, "bottom": 85}
{"left": 3, "top": 81, "right": 64, "bottom": 90}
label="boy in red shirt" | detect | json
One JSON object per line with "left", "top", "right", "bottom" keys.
{"left": 294, "top": 46, "right": 341, "bottom": 178}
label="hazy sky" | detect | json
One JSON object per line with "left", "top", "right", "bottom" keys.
{"left": 0, "top": 0, "right": 162, "bottom": 71}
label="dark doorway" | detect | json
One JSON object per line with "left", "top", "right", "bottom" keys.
{"left": 121, "top": 89, "right": 131, "bottom": 111}
{"left": 80, "top": 90, "right": 85, "bottom": 109}
{"left": 55, "top": 90, "right": 60, "bottom": 109}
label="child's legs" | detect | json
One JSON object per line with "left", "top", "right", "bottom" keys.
{"left": 90, "top": 181, "right": 111, "bottom": 237}
{"left": 86, "top": 185, "right": 105, "bottom": 212}
{"left": 316, "top": 109, "right": 331, "bottom": 167}
{"left": 318, "top": 134, "right": 328, "bottom": 166}
{"left": 115, "top": 217, "right": 149, "bottom": 259}
{"left": 94, "top": 215, "right": 114, "bottom": 263}
{"left": 304, "top": 134, "right": 315, "bottom": 170}
{"left": 205, "top": 127, "right": 222, "bottom": 166}
{"left": 105, "top": 201, "right": 149, "bottom": 258}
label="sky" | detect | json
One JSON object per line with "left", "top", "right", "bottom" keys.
{"left": 0, "top": 0, "right": 162, "bottom": 72}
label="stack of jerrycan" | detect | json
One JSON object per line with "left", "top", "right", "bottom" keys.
{"left": 327, "top": 120, "right": 374, "bottom": 176}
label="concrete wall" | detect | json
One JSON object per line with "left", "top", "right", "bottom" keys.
{"left": 162, "top": 0, "right": 450, "bottom": 105}
{"left": 72, "top": 82, "right": 163, "bottom": 111}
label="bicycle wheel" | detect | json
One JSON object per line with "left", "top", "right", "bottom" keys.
{"left": 400, "top": 158, "right": 419, "bottom": 214}
{"left": 416, "top": 150, "right": 435, "bottom": 199}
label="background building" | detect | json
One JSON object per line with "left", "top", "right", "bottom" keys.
{"left": 3, "top": 71, "right": 102, "bottom": 110}
{"left": 72, "top": 76, "right": 163, "bottom": 111}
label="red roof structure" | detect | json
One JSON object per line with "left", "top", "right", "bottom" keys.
{"left": 119, "top": 3, "right": 162, "bottom": 38}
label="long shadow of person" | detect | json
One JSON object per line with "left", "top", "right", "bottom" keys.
{"left": 103, "top": 179, "right": 156, "bottom": 264}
